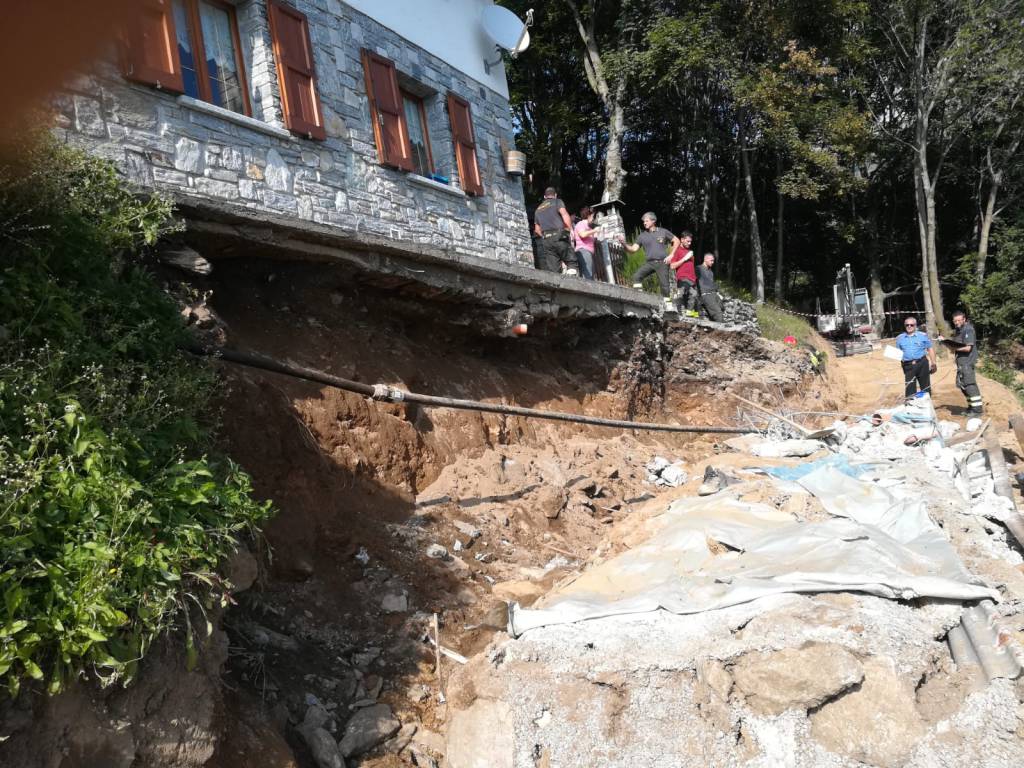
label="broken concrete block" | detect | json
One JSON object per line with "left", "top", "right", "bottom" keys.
{"left": 731, "top": 642, "right": 863, "bottom": 715}
{"left": 446, "top": 698, "right": 514, "bottom": 768}
{"left": 810, "top": 657, "right": 926, "bottom": 768}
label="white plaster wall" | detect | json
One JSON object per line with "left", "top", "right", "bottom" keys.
{"left": 341, "top": 0, "right": 512, "bottom": 97}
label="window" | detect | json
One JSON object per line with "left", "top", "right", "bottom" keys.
{"left": 401, "top": 91, "right": 433, "bottom": 177}
{"left": 171, "top": 0, "right": 250, "bottom": 114}
{"left": 120, "top": 0, "right": 326, "bottom": 139}
{"left": 447, "top": 93, "right": 484, "bottom": 196}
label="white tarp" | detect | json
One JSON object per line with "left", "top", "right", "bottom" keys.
{"left": 509, "top": 465, "right": 998, "bottom": 637}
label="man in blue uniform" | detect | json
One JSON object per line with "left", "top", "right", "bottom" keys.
{"left": 895, "top": 316, "right": 937, "bottom": 397}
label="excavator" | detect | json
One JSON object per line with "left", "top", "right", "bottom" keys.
{"left": 815, "top": 264, "right": 874, "bottom": 356}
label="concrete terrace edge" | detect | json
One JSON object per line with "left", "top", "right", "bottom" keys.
{"left": 174, "top": 194, "right": 664, "bottom": 320}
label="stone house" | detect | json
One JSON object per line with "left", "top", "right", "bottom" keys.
{"left": 56, "top": 0, "right": 533, "bottom": 264}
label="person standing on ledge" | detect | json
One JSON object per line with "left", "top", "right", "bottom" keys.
{"left": 533, "top": 187, "right": 576, "bottom": 275}
{"left": 939, "top": 310, "right": 983, "bottom": 414}
{"left": 895, "top": 316, "right": 937, "bottom": 397}
{"left": 619, "top": 212, "right": 678, "bottom": 306}
{"left": 696, "top": 252, "right": 724, "bottom": 322}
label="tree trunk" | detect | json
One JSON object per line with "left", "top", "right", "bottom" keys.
{"left": 865, "top": 199, "right": 887, "bottom": 336}
{"left": 976, "top": 176, "right": 999, "bottom": 282}
{"left": 739, "top": 126, "right": 765, "bottom": 303}
{"left": 711, "top": 177, "right": 720, "bottom": 257}
{"left": 565, "top": 1, "right": 628, "bottom": 203}
{"left": 602, "top": 82, "right": 627, "bottom": 201}
{"left": 728, "top": 159, "right": 741, "bottom": 282}
{"left": 774, "top": 156, "right": 784, "bottom": 301}
{"left": 912, "top": 157, "right": 936, "bottom": 332}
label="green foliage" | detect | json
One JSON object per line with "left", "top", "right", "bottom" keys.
{"left": 0, "top": 137, "right": 272, "bottom": 697}
{"left": 756, "top": 304, "right": 814, "bottom": 345}
{"left": 962, "top": 217, "right": 1024, "bottom": 344}
{"left": 978, "top": 357, "right": 1024, "bottom": 405}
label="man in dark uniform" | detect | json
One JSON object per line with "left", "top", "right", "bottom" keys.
{"left": 620, "top": 212, "right": 679, "bottom": 305}
{"left": 533, "top": 187, "right": 576, "bottom": 274}
{"left": 696, "top": 252, "right": 724, "bottom": 322}
{"left": 940, "top": 310, "right": 983, "bottom": 414}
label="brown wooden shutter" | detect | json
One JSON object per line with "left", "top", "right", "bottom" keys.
{"left": 268, "top": 0, "right": 326, "bottom": 140}
{"left": 120, "top": 0, "right": 185, "bottom": 93}
{"left": 446, "top": 93, "right": 484, "bottom": 196}
{"left": 361, "top": 50, "right": 414, "bottom": 171}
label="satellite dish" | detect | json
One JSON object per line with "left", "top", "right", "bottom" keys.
{"left": 482, "top": 5, "right": 530, "bottom": 54}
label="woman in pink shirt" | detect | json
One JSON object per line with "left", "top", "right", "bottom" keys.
{"left": 573, "top": 206, "right": 597, "bottom": 280}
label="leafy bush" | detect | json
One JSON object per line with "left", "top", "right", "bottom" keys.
{"left": 0, "top": 138, "right": 272, "bottom": 696}
{"left": 962, "top": 216, "right": 1024, "bottom": 345}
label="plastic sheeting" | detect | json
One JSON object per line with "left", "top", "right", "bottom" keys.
{"left": 758, "top": 454, "right": 870, "bottom": 482}
{"left": 509, "top": 465, "right": 998, "bottom": 637}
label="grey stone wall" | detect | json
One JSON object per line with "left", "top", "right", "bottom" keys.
{"left": 53, "top": 0, "right": 532, "bottom": 265}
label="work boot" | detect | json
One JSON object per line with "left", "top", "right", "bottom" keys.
{"left": 966, "top": 406, "right": 984, "bottom": 416}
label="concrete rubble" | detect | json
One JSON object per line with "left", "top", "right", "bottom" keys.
{"left": 445, "top": 394, "right": 1024, "bottom": 768}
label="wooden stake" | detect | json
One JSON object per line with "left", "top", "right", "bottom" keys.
{"left": 541, "top": 542, "right": 578, "bottom": 559}
{"left": 432, "top": 612, "right": 442, "bottom": 679}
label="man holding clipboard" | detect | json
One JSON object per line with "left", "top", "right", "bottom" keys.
{"left": 938, "top": 310, "right": 984, "bottom": 415}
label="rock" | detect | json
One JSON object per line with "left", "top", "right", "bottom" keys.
{"left": 413, "top": 727, "right": 445, "bottom": 755}
{"left": 297, "top": 725, "right": 344, "bottom": 768}
{"left": 237, "top": 619, "right": 299, "bottom": 652}
{"left": 645, "top": 456, "right": 671, "bottom": 474}
{"left": 731, "top": 642, "right": 863, "bottom": 715}
{"left": 453, "top": 520, "right": 482, "bottom": 539}
{"left": 364, "top": 674, "right": 383, "bottom": 699}
{"left": 480, "top": 602, "right": 510, "bottom": 629}
{"left": 492, "top": 580, "right": 545, "bottom": 605}
{"left": 534, "top": 485, "right": 568, "bottom": 519}
{"left": 382, "top": 722, "right": 417, "bottom": 753}
{"left": 446, "top": 699, "right": 514, "bottom": 768}
{"left": 696, "top": 658, "right": 733, "bottom": 701}
{"left": 302, "top": 704, "right": 331, "bottom": 730}
{"left": 338, "top": 704, "right": 401, "bottom": 758}
{"left": 158, "top": 245, "right": 212, "bottom": 275}
{"left": 810, "top": 657, "right": 926, "bottom": 768}
{"left": 352, "top": 647, "right": 381, "bottom": 670}
{"left": 226, "top": 545, "right": 259, "bottom": 593}
{"left": 380, "top": 592, "right": 409, "bottom": 613}
{"left": 657, "top": 462, "right": 688, "bottom": 487}
{"left": 426, "top": 544, "right": 449, "bottom": 560}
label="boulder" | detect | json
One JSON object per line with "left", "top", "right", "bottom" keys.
{"left": 297, "top": 726, "right": 344, "bottom": 768}
{"left": 534, "top": 486, "right": 568, "bottom": 519}
{"left": 338, "top": 704, "right": 400, "bottom": 758}
{"left": 810, "top": 657, "right": 926, "bottom": 767}
{"left": 731, "top": 642, "right": 863, "bottom": 715}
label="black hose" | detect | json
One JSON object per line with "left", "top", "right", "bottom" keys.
{"left": 199, "top": 346, "right": 752, "bottom": 436}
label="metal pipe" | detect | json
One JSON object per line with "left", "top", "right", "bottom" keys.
{"left": 197, "top": 347, "right": 752, "bottom": 436}
{"left": 961, "top": 602, "right": 1022, "bottom": 681}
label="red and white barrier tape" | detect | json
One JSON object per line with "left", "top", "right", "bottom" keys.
{"left": 766, "top": 303, "right": 922, "bottom": 319}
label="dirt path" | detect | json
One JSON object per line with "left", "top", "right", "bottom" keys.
{"left": 836, "top": 342, "right": 1021, "bottom": 426}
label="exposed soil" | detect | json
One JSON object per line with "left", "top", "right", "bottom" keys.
{"left": 196, "top": 260, "right": 839, "bottom": 768}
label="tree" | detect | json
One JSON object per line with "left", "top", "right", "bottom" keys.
{"left": 561, "top": 0, "right": 630, "bottom": 201}
{"left": 866, "top": 0, "right": 1024, "bottom": 331}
